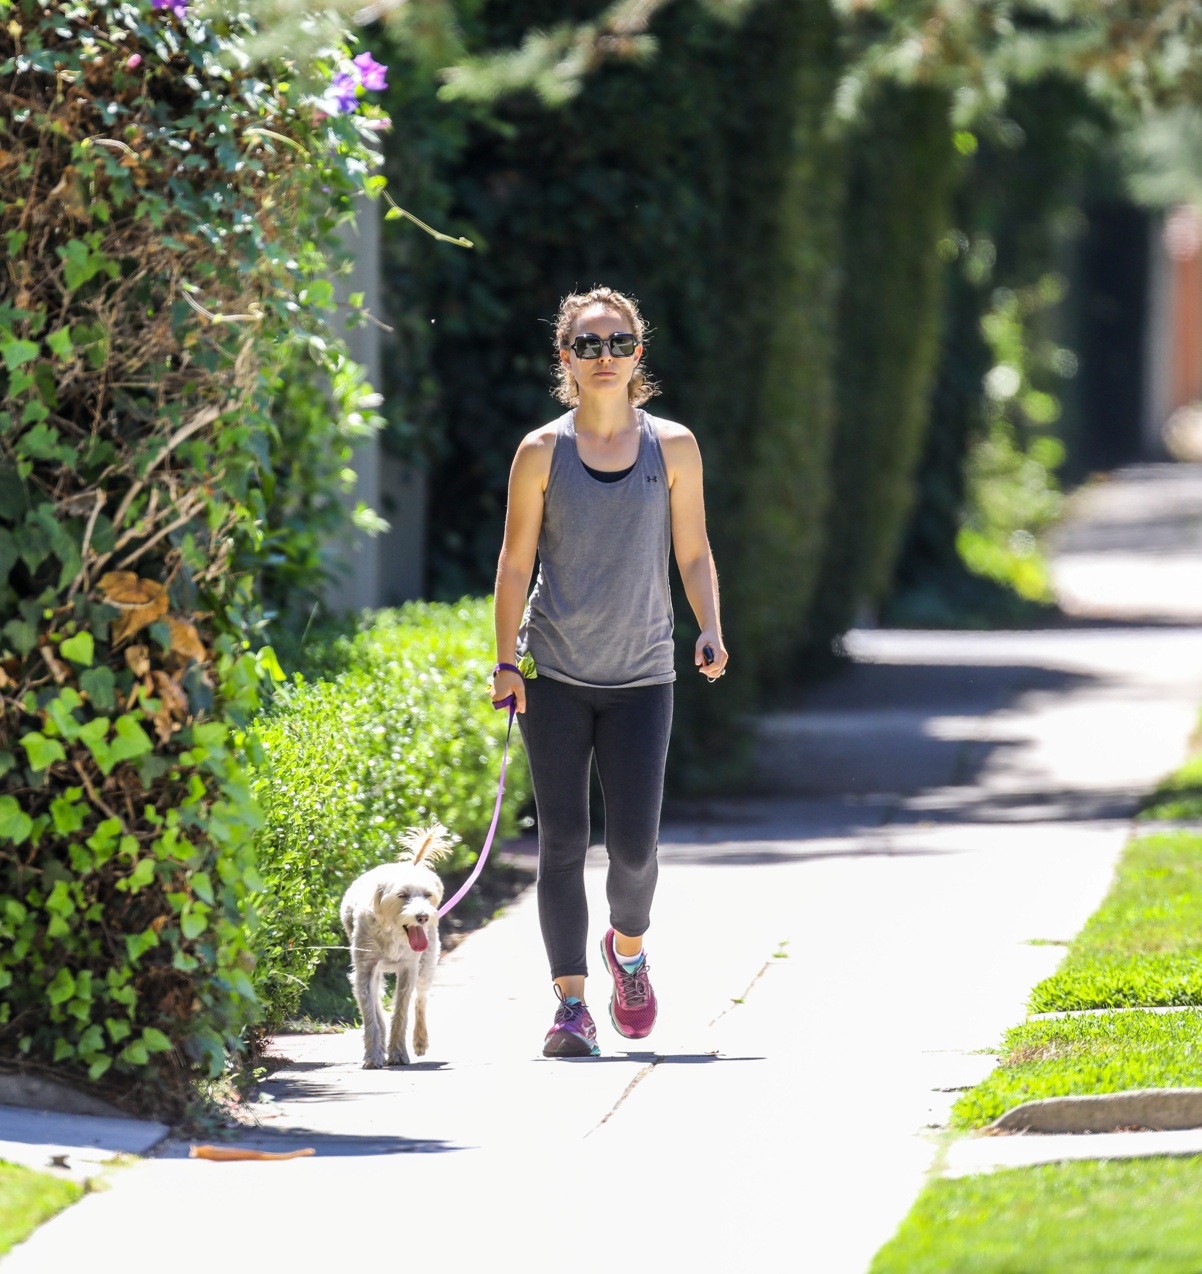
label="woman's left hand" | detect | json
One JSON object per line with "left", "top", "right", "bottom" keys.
{"left": 695, "top": 634, "right": 728, "bottom": 681}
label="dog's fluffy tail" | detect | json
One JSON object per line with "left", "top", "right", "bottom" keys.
{"left": 398, "top": 821, "right": 455, "bottom": 866}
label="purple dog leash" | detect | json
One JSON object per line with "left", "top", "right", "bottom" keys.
{"left": 438, "top": 669, "right": 520, "bottom": 918}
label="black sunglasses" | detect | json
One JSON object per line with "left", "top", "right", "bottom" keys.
{"left": 566, "top": 332, "right": 639, "bottom": 359}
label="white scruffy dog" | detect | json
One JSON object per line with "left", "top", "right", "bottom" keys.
{"left": 340, "top": 824, "right": 452, "bottom": 1068}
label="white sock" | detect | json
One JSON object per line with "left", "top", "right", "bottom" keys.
{"left": 617, "top": 948, "right": 645, "bottom": 972}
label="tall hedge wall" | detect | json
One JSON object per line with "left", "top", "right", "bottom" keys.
{"left": 804, "top": 85, "right": 959, "bottom": 653}
{"left": 724, "top": 0, "right": 844, "bottom": 690}
{"left": 377, "top": 0, "right": 850, "bottom": 713}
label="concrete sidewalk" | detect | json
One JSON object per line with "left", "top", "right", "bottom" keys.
{"left": 6, "top": 464, "right": 1202, "bottom": 1273}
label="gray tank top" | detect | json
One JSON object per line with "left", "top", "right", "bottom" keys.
{"left": 518, "top": 409, "right": 675, "bottom": 688}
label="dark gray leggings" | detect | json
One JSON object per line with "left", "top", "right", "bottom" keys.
{"left": 517, "top": 675, "right": 674, "bottom": 980}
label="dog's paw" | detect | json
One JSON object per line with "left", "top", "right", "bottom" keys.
{"left": 363, "top": 1053, "right": 386, "bottom": 1070}
{"left": 413, "top": 1031, "right": 428, "bottom": 1057}
{"left": 387, "top": 1050, "right": 410, "bottom": 1067}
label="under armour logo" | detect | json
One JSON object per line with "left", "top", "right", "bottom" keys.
{"left": 646, "top": 475, "right": 658, "bottom": 483}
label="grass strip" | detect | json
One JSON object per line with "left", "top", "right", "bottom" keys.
{"left": 1030, "top": 830, "right": 1202, "bottom": 1013}
{"left": 951, "top": 1010, "right": 1202, "bottom": 1129}
{"left": 870, "top": 1157, "right": 1202, "bottom": 1273}
{"left": 0, "top": 1162, "right": 82, "bottom": 1255}
{"left": 1139, "top": 755, "right": 1202, "bottom": 821}
{"left": 1139, "top": 711, "right": 1202, "bottom": 822}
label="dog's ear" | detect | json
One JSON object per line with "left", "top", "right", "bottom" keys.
{"left": 373, "top": 881, "right": 388, "bottom": 914}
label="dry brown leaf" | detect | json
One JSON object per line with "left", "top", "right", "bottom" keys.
{"left": 125, "top": 644, "right": 151, "bottom": 677}
{"left": 149, "top": 706, "right": 173, "bottom": 744}
{"left": 100, "top": 573, "right": 169, "bottom": 644}
{"left": 150, "top": 670, "right": 188, "bottom": 719}
{"left": 99, "top": 571, "right": 153, "bottom": 603}
{"left": 166, "top": 617, "right": 207, "bottom": 664}
{"left": 113, "top": 594, "right": 169, "bottom": 644}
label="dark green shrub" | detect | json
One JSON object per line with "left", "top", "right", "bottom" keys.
{"left": 250, "top": 599, "right": 531, "bottom": 1027}
{"left": 378, "top": 0, "right": 848, "bottom": 707}
{"left": 724, "top": 0, "right": 844, "bottom": 689}
{"left": 805, "top": 85, "right": 959, "bottom": 654}
{"left": 0, "top": 0, "right": 386, "bottom": 1110}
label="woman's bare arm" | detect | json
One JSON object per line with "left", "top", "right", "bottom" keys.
{"left": 493, "top": 427, "right": 554, "bottom": 711}
{"left": 662, "top": 423, "right": 728, "bottom": 679}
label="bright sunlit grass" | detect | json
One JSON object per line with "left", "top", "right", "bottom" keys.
{"left": 870, "top": 1157, "right": 1202, "bottom": 1273}
{"left": 0, "top": 1161, "right": 82, "bottom": 1256}
{"left": 951, "top": 1009, "right": 1202, "bottom": 1128}
{"left": 1030, "top": 831, "right": 1202, "bottom": 1013}
{"left": 1139, "top": 750, "right": 1202, "bottom": 822}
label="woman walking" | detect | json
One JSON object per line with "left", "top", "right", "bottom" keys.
{"left": 492, "top": 286, "right": 728, "bottom": 1057}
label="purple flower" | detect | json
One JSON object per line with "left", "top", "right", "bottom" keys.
{"left": 152, "top": 0, "right": 188, "bottom": 16}
{"left": 328, "top": 72, "right": 359, "bottom": 114}
{"left": 126, "top": 53, "right": 143, "bottom": 68}
{"left": 352, "top": 52, "right": 388, "bottom": 93}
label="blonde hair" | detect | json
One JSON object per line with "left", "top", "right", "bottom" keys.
{"left": 551, "top": 286, "right": 659, "bottom": 407}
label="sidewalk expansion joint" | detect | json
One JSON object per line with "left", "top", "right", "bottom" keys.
{"left": 587, "top": 1060, "right": 661, "bottom": 1136}
{"left": 709, "top": 958, "right": 773, "bottom": 1028}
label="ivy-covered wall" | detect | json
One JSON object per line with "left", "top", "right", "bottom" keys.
{"left": 0, "top": 0, "right": 386, "bottom": 1111}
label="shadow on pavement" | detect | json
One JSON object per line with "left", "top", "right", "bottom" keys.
{"left": 158, "top": 1129, "right": 457, "bottom": 1157}
{"left": 746, "top": 659, "right": 1112, "bottom": 799}
{"left": 660, "top": 843, "right": 957, "bottom": 867}
{"left": 551, "top": 1052, "right": 762, "bottom": 1065}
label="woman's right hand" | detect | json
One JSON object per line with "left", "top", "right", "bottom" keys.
{"left": 491, "top": 667, "right": 527, "bottom": 714}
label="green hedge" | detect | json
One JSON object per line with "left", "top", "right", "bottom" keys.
{"left": 0, "top": 0, "right": 385, "bottom": 1112}
{"left": 724, "top": 0, "right": 844, "bottom": 689}
{"left": 377, "top": 0, "right": 850, "bottom": 705}
{"left": 806, "top": 85, "right": 959, "bottom": 653}
{"left": 250, "top": 600, "right": 531, "bottom": 1028}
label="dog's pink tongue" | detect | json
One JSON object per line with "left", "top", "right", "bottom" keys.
{"left": 408, "top": 927, "right": 429, "bottom": 952}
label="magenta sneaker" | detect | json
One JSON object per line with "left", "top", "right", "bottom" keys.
{"left": 543, "top": 987, "right": 601, "bottom": 1058}
{"left": 600, "top": 928, "right": 657, "bottom": 1039}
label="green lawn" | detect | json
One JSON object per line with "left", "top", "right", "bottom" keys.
{"left": 0, "top": 1161, "right": 82, "bottom": 1256}
{"left": 870, "top": 1157, "right": 1202, "bottom": 1273}
{"left": 1030, "top": 831, "right": 1202, "bottom": 1013}
{"left": 1138, "top": 717, "right": 1202, "bottom": 822}
{"left": 870, "top": 748, "right": 1202, "bottom": 1273}
{"left": 951, "top": 1009, "right": 1202, "bottom": 1128}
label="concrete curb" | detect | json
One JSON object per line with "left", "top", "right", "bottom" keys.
{"left": 0, "top": 1073, "right": 130, "bottom": 1119}
{"left": 943, "top": 1126, "right": 1202, "bottom": 1178}
{"left": 988, "top": 1088, "right": 1202, "bottom": 1134}
{"left": 0, "top": 1104, "right": 170, "bottom": 1184}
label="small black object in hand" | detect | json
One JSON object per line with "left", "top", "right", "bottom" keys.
{"left": 702, "top": 644, "right": 715, "bottom": 665}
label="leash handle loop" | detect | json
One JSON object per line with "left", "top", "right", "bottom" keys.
{"left": 438, "top": 699, "right": 516, "bottom": 918}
